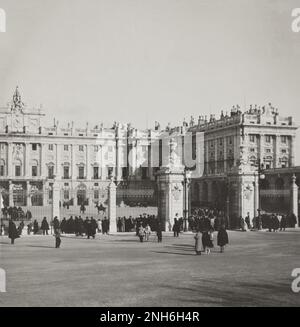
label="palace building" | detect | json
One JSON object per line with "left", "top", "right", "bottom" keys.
{"left": 188, "top": 104, "right": 298, "bottom": 226}
{"left": 0, "top": 88, "right": 299, "bottom": 228}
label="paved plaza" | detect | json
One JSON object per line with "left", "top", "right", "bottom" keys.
{"left": 0, "top": 230, "right": 300, "bottom": 307}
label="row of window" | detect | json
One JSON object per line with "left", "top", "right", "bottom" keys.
{"left": 208, "top": 137, "right": 234, "bottom": 148}
{"left": 249, "top": 135, "right": 288, "bottom": 143}
{"left": 249, "top": 148, "right": 288, "bottom": 154}
{"left": 47, "top": 144, "right": 114, "bottom": 152}
{"left": 0, "top": 165, "right": 149, "bottom": 180}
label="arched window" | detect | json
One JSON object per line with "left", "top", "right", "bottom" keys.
{"left": 30, "top": 159, "right": 39, "bottom": 177}
{"left": 77, "top": 183, "right": 87, "bottom": 205}
{"left": 13, "top": 159, "right": 22, "bottom": 177}
{"left": 78, "top": 163, "right": 85, "bottom": 179}
{"left": 279, "top": 157, "right": 289, "bottom": 168}
{"left": 249, "top": 155, "right": 257, "bottom": 167}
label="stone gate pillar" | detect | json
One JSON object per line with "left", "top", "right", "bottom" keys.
{"left": 52, "top": 178, "right": 60, "bottom": 220}
{"left": 108, "top": 177, "right": 117, "bottom": 233}
{"left": 291, "top": 174, "right": 298, "bottom": 225}
{"left": 156, "top": 165, "right": 185, "bottom": 232}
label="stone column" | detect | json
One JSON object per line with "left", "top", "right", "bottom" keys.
{"left": 24, "top": 143, "right": 30, "bottom": 178}
{"left": 223, "top": 137, "right": 227, "bottom": 172}
{"left": 7, "top": 143, "right": 13, "bottom": 177}
{"left": 253, "top": 174, "right": 259, "bottom": 218}
{"left": 26, "top": 181, "right": 31, "bottom": 207}
{"left": 290, "top": 136, "right": 296, "bottom": 167}
{"left": 55, "top": 144, "right": 60, "bottom": 178}
{"left": 115, "top": 139, "right": 120, "bottom": 181}
{"left": 40, "top": 143, "right": 45, "bottom": 178}
{"left": 52, "top": 178, "right": 60, "bottom": 220}
{"left": 291, "top": 174, "right": 298, "bottom": 225}
{"left": 86, "top": 144, "right": 91, "bottom": 180}
{"left": 43, "top": 181, "right": 48, "bottom": 206}
{"left": 9, "top": 181, "right": 13, "bottom": 206}
{"left": 156, "top": 166, "right": 185, "bottom": 232}
{"left": 274, "top": 135, "right": 279, "bottom": 169}
{"left": 71, "top": 144, "right": 76, "bottom": 180}
{"left": 108, "top": 178, "right": 117, "bottom": 233}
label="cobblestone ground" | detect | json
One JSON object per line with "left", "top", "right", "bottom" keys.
{"left": 0, "top": 229, "right": 300, "bottom": 307}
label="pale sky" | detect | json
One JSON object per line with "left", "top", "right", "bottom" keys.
{"left": 0, "top": 0, "right": 300, "bottom": 162}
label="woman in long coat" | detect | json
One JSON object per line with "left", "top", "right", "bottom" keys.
{"left": 194, "top": 230, "right": 202, "bottom": 255}
{"left": 41, "top": 217, "right": 49, "bottom": 235}
{"left": 202, "top": 230, "right": 214, "bottom": 255}
{"left": 217, "top": 225, "right": 229, "bottom": 253}
{"left": 33, "top": 220, "right": 39, "bottom": 235}
{"left": 8, "top": 220, "right": 19, "bottom": 244}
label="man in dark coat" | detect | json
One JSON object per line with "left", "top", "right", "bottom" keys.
{"left": 289, "top": 213, "right": 298, "bottom": 228}
{"left": 90, "top": 217, "right": 97, "bottom": 239}
{"left": 217, "top": 225, "right": 229, "bottom": 253}
{"left": 33, "top": 220, "right": 39, "bottom": 234}
{"left": 41, "top": 217, "right": 50, "bottom": 235}
{"left": 53, "top": 216, "right": 60, "bottom": 234}
{"left": 156, "top": 221, "right": 162, "bottom": 243}
{"left": 8, "top": 220, "right": 19, "bottom": 244}
{"left": 280, "top": 215, "right": 287, "bottom": 231}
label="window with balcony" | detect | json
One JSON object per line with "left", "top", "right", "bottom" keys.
{"left": 93, "top": 167, "right": 99, "bottom": 179}
{"left": 64, "top": 189, "right": 70, "bottom": 200}
{"left": 122, "top": 167, "right": 128, "bottom": 179}
{"left": 249, "top": 135, "right": 255, "bottom": 143}
{"left": 15, "top": 165, "right": 21, "bottom": 177}
{"left": 32, "top": 166, "right": 38, "bottom": 177}
{"left": 265, "top": 135, "right": 271, "bottom": 143}
{"left": 78, "top": 166, "right": 85, "bottom": 179}
{"left": 63, "top": 166, "right": 70, "bottom": 179}
{"left": 48, "top": 166, "right": 54, "bottom": 179}
{"left": 281, "top": 136, "right": 287, "bottom": 144}
{"left": 0, "top": 165, "right": 4, "bottom": 176}
{"left": 94, "top": 189, "right": 99, "bottom": 200}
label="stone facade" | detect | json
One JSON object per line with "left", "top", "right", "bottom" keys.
{"left": 188, "top": 104, "right": 298, "bottom": 227}
{"left": 0, "top": 88, "right": 298, "bottom": 229}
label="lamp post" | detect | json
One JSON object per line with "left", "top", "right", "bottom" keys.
{"left": 183, "top": 169, "right": 192, "bottom": 232}
{"left": 225, "top": 178, "right": 230, "bottom": 229}
{"left": 256, "top": 159, "right": 265, "bottom": 229}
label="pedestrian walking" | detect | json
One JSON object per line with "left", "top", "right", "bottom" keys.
{"left": 144, "top": 224, "right": 151, "bottom": 241}
{"left": 194, "top": 230, "right": 202, "bottom": 255}
{"left": 41, "top": 217, "right": 50, "bottom": 235}
{"left": 156, "top": 222, "right": 162, "bottom": 243}
{"left": 33, "top": 220, "right": 39, "bottom": 234}
{"left": 280, "top": 215, "right": 287, "bottom": 231}
{"left": 138, "top": 225, "right": 145, "bottom": 242}
{"left": 54, "top": 229, "right": 61, "bottom": 248}
{"left": 202, "top": 230, "right": 214, "bottom": 255}
{"left": 217, "top": 225, "right": 229, "bottom": 253}
{"left": 8, "top": 220, "right": 19, "bottom": 244}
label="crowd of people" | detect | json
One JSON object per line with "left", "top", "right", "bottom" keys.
{"left": 1, "top": 206, "right": 298, "bottom": 254}
{"left": 239, "top": 212, "right": 298, "bottom": 232}
{"left": 187, "top": 209, "right": 229, "bottom": 255}
{"left": 1, "top": 206, "right": 32, "bottom": 221}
